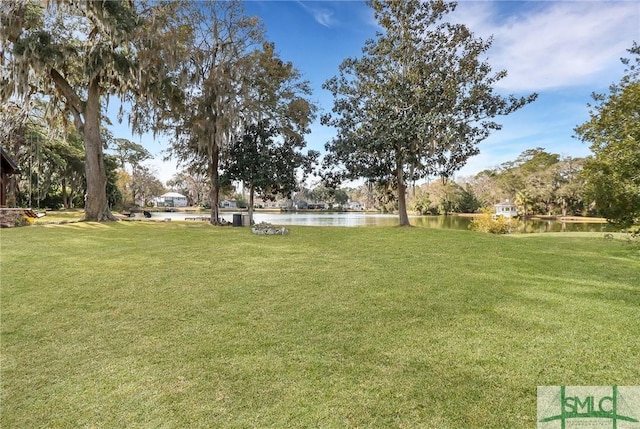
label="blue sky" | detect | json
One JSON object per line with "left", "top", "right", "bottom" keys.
{"left": 113, "top": 1, "right": 640, "bottom": 184}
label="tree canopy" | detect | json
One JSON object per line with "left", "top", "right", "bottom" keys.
{"left": 575, "top": 42, "right": 640, "bottom": 230}
{"left": 165, "top": 0, "right": 265, "bottom": 224}
{"left": 1, "top": 0, "right": 186, "bottom": 220}
{"left": 166, "top": 1, "right": 316, "bottom": 224}
{"left": 322, "top": 0, "right": 536, "bottom": 226}
{"left": 223, "top": 121, "right": 318, "bottom": 223}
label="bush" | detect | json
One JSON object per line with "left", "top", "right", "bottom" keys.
{"left": 470, "top": 208, "right": 518, "bottom": 234}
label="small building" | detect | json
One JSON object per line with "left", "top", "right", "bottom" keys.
{"left": 154, "top": 192, "right": 188, "bottom": 207}
{"left": 293, "top": 200, "right": 308, "bottom": 210}
{"left": 1, "top": 147, "right": 20, "bottom": 207}
{"left": 220, "top": 199, "right": 237, "bottom": 209}
{"left": 348, "top": 201, "right": 364, "bottom": 211}
{"left": 494, "top": 200, "right": 518, "bottom": 218}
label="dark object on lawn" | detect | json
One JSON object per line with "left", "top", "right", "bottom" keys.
{"left": 233, "top": 213, "right": 242, "bottom": 227}
{"left": 143, "top": 210, "right": 152, "bottom": 218}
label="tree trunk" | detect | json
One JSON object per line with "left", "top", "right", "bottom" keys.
{"left": 82, "top": 78, "right": 115, "bottom": 221}
{"left": 7, "top": 176, "right": 17, "bottom": 207}
{"left": 61, "top": 177, "right": 68, "bottom": 209}
{"left": 209, "top": 146, "right": 220, "bottom": 225}
{"left": 248, "top": 184, "right": 255, "bottom": 225}
{"left": 396, "top": 160, "right": 410, "bottom": 226}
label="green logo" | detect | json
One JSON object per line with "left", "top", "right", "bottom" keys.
{"left": 538, "top": 386, "right": 640, "bottom": 428}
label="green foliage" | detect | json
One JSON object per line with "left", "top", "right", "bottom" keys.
{"left": 457, "top": 185, "right": 481, "bottom": 213}
{"left": 1, "top": 0, "right": 186, "bottom": 220}
{"left": 411, "top": 180, "right": 481, "bottom": 215}
{"left": 14, "top": 214, "right": 30, "bottom": 227}
{"left": 482, "top": 148, "right": 588, "bottom": 216}
{"left": 470, "top": 208, "right": 518, "bottom": 234}
{"left": 332, "top": 188, "right": 349, "bottom": 206}
{"left": 575, "top": 43, "right": 640, "bottom": 229}
{"left": 109, "top": 138, "right": 151, "bottom": 172}
{"left": 223, "top": 122, "right": 318, "bottom": 218}
{"left": 0, "top": 101, "right": 88, "bottom": 209}
{"left": 166, "top": 2, "right": 315, "bottom": 224}
{"left": 166, "top": 172, "right": 209, "bottom": 207}
{"left": 322, "top": 0, "right": 536, "bottom": 225}
{"left": 308, "top": 184, "right": 349, "bottom": 208}
{"left": 104, "top": 154, "right": 123, "bottom": 209}
{"left": 165, "top": 1, "right": 265, "bottom": 224}
{"left": 514, "top": 190, "right": 533, "bottom": 218}
{"left": 232, "top": 194, "right": 248, "bottom": 209}
{"left": 411, "top": 191, "right": 434, "bottom": 215}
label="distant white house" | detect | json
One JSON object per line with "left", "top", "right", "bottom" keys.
{"left": 494, "top": 200, "right": 518, "bottom": 218}
{"left": 220, "top": 199, "right": 237, "bottom": 209}
{"left": 154, "top": 192, "right": 188, "bottom": 207}
{"left": 348, "top": 201, "right": 364, "bottom": 211}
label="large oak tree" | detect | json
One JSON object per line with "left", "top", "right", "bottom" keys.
{"left": 322, "top": 0, "right": 536, "bottom": 226}
{"left": 1, "top": 1, "right": 186, "bottom": 220}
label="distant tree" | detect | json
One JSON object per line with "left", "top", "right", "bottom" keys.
{"left": 52, "top": 130, "right": 85, "bottom": 209}
{"left": 517, "top": 149, "right": 560, "bottom": 214}
{"left": 130, "top": 166, "right": 164, "bottom": 206}
{"left": 410, "top": 188, "right": 433, "bottom": 215}
{"left": 167, "top": 171, "right": 208, "bottom": 207}
{"left": 467, "top": 170, "right": 502, "bottom": 206}
{"left": 354, "top": 183, "right": 379, "bottom": 211}
{"left": 116, "top": 170, "right": 133, "bottom": 206}
{"left": 104, "top": 154, "right": 123, "bottom": 209}
{"left": 322, "top": 0, "right": 536, "bottom": 226}
{"left": 420, "top": 179, "right": 465, "bottom": 215}
{"left": 553, "top": 157, "right": 586, "bottom": 216}
{"left": 514, "top": 190, "right": 533, "bottom": 218}
{"left": 457, "top": 184, "right": 481, "bottom": 213}
{"left": 575, "top": 43, "right": 640, "bottom": 230}
{"left": 109, "top": 138, "right": 153, "bottom": 206}
{"left": 492, "top": 148, "right": 561, "bottom": 214}
{"left": 333, "top": 188, "right": 350, "bottom": 207}
{"left": 111, "top": 138, "right": 151, "bottom": 173}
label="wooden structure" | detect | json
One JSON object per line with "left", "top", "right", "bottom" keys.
{"left": 1, "top": 146, "right": 20, "bottom": 207}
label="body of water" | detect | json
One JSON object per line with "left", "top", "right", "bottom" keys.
{"left": 144, "top": 211, "right": 615, "bottom": 233}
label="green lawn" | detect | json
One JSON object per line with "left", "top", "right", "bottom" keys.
{"left": 1, "top": 222, "right": 638, "bottom": 428}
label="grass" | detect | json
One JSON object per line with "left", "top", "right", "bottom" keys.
{"left": 1, "top": 222, "right": 639, "bottom": 428}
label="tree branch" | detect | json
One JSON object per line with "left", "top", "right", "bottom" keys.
{"left": 49, "top": 67, "right": 85, "bottom": 131}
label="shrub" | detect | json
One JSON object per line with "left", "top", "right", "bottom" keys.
{"left": 470, "top": 208, "right": 518, "bottom": 234}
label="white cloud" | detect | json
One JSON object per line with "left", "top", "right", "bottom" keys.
{"left": 296, "top": 1, "right": 336, "bottom": 27}
{"left": 453, "top": 1, "right": 640, "bottom": 92}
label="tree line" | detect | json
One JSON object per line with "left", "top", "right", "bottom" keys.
{"left": 1, "top": 1, "right": 637, "bottom": 230}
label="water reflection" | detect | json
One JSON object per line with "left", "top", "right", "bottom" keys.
{"left": 148, "top": 211, "right": 615, "bottom": 232}
{"left": 253, "top": 212, "right": 399, "bottom": 227}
